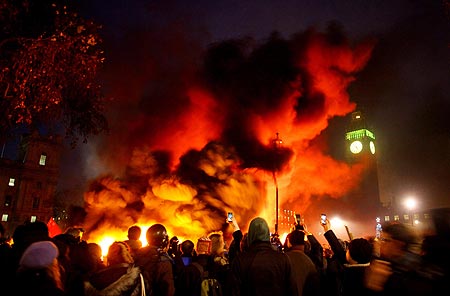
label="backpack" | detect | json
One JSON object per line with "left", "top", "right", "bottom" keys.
{"left": 192, "top": 262, "right": 223, "bottom": 296}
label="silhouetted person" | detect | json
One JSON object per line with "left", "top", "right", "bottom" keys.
{"left": 421, "top": 207, "right": 450, "bottom": 281}
{"left": 180, "top": 239, "right": 196, "bottom": 266}
{"left": 2, "top": 221, "right": 52, "bottom": 295}
{"left": 84, "top": 241, "right": 143, "bottom": 296}
{"left": 322, "top": 217, "right": 373, "bottom": 296}
{"left": 168, "top": 236, "right": 180, "bottom": 260}
{"left": 285, "top": 230, "right": 320, "bottom": 296}
{"left": 124, "top": 225, "right": 142, "bottom": 258}
{"left": 135, "top": 223, "right": 175, "bottom": 296}
{"left": 15, "top": 241, "right": 65, "bottom": 296}
{"left": 230, "top": 217, "right": 298, "bottom": 295}
{"left": 365, "top": 222, "right": 437, "bottom": 295}
{"left": 174, "top": 240, "right": 201, "bottom": 296}
{"left": 0, "top": 223, "right": 12, "bottom": 295}
{"left": 227, "top": 214, "right": 243, "bottom": 263}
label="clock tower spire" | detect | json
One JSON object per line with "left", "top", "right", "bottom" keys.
{"left": 345, "top": 111, "right": 381, "bottom": 219}
{"left": 345, "top": 111, "right": 376, "bottom": 161}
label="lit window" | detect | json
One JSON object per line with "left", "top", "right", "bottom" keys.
{"left": 1, "top": 214, "right": 8, "bottom": 222}
{"left": 30, "top": 216, "right": 37, "bottom": 222}
{"left": 394, "top": 215, "right": 399, "bottom": 221}
{"left": 39, "top": 154, "right": 47, "bottom": 166}
{"left": 8, "top": 178, "right": 15, "bottom": 186}
{"left": 404, "top": 214, "right": 410, "bottom": 221}
{"left": 384, "top": 216, "right": 390, "bottom": 222}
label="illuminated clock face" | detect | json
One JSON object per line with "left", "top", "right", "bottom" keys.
{"left": 370, "top": 141, "right": 376, "bottom": 154}
{"left": 350, "top": 140, "right": 363, "bottom": 154}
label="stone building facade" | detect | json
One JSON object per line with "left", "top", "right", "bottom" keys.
{"left": 0, "top": 131, "right": 62, "bottom": 236}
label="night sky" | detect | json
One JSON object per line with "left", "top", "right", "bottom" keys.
{"left": 54, "top": 0, "right": 450, "bottom": 238}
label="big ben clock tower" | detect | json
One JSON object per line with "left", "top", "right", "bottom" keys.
{"left": 345, "top": 111, "right": 381, "bottom": 218}
{"left": 346, "top": 111, "right": 376, "bottom": 161}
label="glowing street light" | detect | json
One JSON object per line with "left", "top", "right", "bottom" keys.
{"left": 404, "top": 197, "right": 417, "bottom": 211}
{"left": 404, "top": 197, "right": 417, "bottom": 226}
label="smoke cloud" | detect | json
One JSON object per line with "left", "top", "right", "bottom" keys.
{"left": 81, "top": 24, "right": 375, "bottom": 243}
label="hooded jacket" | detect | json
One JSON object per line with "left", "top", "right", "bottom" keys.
{"left": 230, "top": 217, "right": 298, "bottom": 296}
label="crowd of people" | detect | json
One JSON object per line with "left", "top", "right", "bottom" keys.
{"left": 0, "top": 208, "right": 449, "bottom": 296}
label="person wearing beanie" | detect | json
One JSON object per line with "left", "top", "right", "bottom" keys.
{"left": 19, "top": 240, "right": 59, "bottom": 270}
{"left": 15, "top": 240, "right": 65, "bottom": 296}
{"left": 230, "top": 217, "right": 298, "bottom": 295}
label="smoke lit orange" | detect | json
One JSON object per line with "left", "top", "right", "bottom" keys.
{"left": 83, "top": 29, "right": 375, "bottom": 247}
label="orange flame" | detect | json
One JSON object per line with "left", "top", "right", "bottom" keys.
{"left": 83, "top": 29, "right": 375, "bottom": 247}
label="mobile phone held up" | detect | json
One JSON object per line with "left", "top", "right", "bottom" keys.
{"left": 321, "top": 214, "right": 327, "bottom": 225}
{"left": 227, "top": 212, "right": 233, "bottom": 223}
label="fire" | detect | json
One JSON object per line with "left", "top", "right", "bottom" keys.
{"left": 81, "top": 28, "right": 376, "bottom": 245}
{"left": 97, "top": 236, "right": 115, "bottom": 259}
{"left": 280, "top": 232, "right": 289, "bottom": 244}
{"left": 94, "top": 225, "right": 150, "bottom": 258}
{"left": 91, "top": 223, "right": 196, "bottom": 257}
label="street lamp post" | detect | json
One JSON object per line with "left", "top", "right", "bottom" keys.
{"left": 272, "top": 132, "right": 282, "bottom": 235}
{"left": 269, "top": 133, "right": 283, "bottom": 251}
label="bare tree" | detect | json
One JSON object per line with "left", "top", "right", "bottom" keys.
{"left": 0, "top": 0, "right": 108, "bottom": 145}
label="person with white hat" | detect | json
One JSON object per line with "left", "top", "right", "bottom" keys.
{"left": 16, "top": 240, "right": 65, "bottom": 296}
